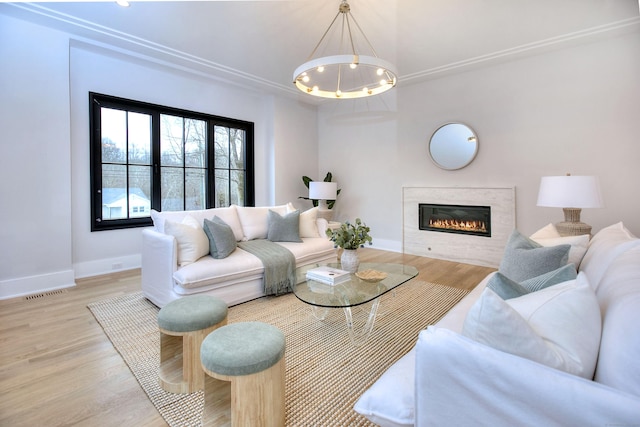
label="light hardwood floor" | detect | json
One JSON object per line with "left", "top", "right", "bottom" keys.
{"left": 0, "top": 248, "right": 495, "bottom": 426}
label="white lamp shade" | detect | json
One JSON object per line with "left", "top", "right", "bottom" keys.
{"left": 309, "top": 181, "right": 338, "bottom": 200}
{"left": 537, "top": 175, "right": 604, "bottom": 208}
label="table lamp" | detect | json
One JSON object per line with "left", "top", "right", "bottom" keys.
{"left": 309, "top": 181, "right": 338, "bottom": 221}
{"left": 536, "top": 174, "right": 604, "bottom": 236}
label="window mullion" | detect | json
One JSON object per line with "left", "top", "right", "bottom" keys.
{"left": 182, "top": 119, "right": 187, "bottom": 211}
{"left": 151, "top": 112, "right": 161, "bottom": 211}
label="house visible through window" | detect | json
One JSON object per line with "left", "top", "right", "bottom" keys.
{"left": 90, "top": 93, "right": 254, "bottom": 231}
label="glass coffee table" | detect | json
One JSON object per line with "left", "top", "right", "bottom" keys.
{"left": 293, "top": 262, "right": 419, "bottom": 346}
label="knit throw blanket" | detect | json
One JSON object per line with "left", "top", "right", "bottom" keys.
{"left": 237, "top": 239, "right": 296, "bottom": 296}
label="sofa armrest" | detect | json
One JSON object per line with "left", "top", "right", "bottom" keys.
{"left": 415, "top": 327, "right": 640, "bottom": 427}
{"left": 141, "top": 229, "right": 178, "bottom": 308}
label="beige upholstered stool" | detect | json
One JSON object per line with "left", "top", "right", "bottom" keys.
{"left": 157, "top": 295, "right": 228, "bottom": 394}
{"left": 200, "top": 321, "right": 286, "bottom": 427}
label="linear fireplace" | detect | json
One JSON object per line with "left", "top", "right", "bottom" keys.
{"left": 419, "top": 203, "right": 491, "bottom": 237}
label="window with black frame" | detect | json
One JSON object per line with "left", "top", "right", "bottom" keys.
{"left": 90, "top": 93, "right": 254, "bottom": 231}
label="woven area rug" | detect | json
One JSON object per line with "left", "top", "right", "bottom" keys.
{"left": 88, "top": 281, "right": 468, "bottom": 426}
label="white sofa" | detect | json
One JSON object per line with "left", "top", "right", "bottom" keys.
{"left": 141, "top": 203, "right": 335, "bottom": 308}
{"left": 355, "top": 222, "right": 640, "bottom": 426}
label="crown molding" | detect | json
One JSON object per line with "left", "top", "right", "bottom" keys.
{"left": 5, "top": 3, "right": 298, "bottom": 96}
{"left": 5, "top": 3, "right": 639, "bottom": 97}
{"left": 399, "top": 16, "right": 640, "bottom": 85}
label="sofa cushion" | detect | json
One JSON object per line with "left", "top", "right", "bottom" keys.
{"left": 173, "top": 247, "right": 265, "bottom": 290}
{"left": 530, "top": 224, "right": 589, "bottom": 268}
{"left": 462, "top": 273, "right": 601, "bottom": 379}
{"left": 236, "top": 204, "right": 289, "bottom": 241}
{"left": 203, "top": 216, "right": 237, "bottom": 259}
{"left": 593, "top": 246, "right": 640, "bottom": 397}
{"left": 579, "top": 222, "right": 640, "bottom": 290}
{"left": 267, "top": 210, "right": 302, "bottom": 243}
{"left": 499, "top": 229, "right": 570, "bottom": 282}
{"left": 275, "top": 238, "right": 336, "bottom": 265}
{"left": 353, "top": 350, "right": 416, "bottom": 427}
{"left": 164, "top": 215, "right": 210, "bottom": 266}
{"left": 487, "top": 264, "right": 577, "bottom": 299}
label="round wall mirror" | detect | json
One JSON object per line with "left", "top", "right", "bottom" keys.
{"left": 429, "top": 123, "right": 479, "bottom": 170}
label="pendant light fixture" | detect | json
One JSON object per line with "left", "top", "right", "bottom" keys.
{"left": 293, "top": 0, "right": 397, "bottom": 99}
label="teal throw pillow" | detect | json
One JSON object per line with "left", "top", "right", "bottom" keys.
{"left": 487, "top": 273, "right": 529, "bottom": 299}
{"left": 267, "top": 210, "right": 302, "bottom": 243}
{"left": 488, "top": 264, "right": 578, "bottom": 299}
{"left": 203, "top": 216, "right": 237, "bottom": 259}
{"left": 499, "top": 229, "right": 571, "bottom": 282}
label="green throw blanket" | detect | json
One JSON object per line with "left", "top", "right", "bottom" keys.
{"left": 237, "top": 239, "right": 296, "bottom": 296}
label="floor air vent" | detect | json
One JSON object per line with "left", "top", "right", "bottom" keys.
{"left": 25, "top": 289, "right": 68, "bottom": 301}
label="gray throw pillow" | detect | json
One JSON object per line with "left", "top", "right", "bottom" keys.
{"left": 203, "top": 216, "right": 237, "bottom": 259}
{"left": 499, "top": 229, "right": 570, "bottom": 282}
{"left": 267, "top": 210, "right": 302, "bottom": 243}
{"left": 488, "top": 264, "right": 578, "bottom": 299}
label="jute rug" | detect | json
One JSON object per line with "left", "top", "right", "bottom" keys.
{"left": 88, "top": 281, "right": 468, "bottom": 426}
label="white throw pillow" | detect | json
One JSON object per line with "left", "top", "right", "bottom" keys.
{"left": 462, "top": 273, "right": 601, "bottom": 379}
{"left": 530, "top": 223, "right": 561, "bottom": 239}
{"left": 151, "top": 209, "right": 190, "bottom": 233}
{"left": 236, "top": 204, "right": 289, "bottom": 241}
{"left": 164, "top": 215, "right": 209, "bottom": 266}
{"left": 299, "top": 207, "right": 320, "bottom": 238}
{"left": 579, "top": 222, "right": 640, "bottom": 290}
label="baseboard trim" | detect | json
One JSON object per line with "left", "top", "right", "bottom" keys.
{"left": 370, "top": 239, "right": 402, "bottom": 253}
{"left": 74, "top": 254, "right": 142, "bottom": 279}
{"left": 0, "top": 270, "right": 76, "bottom": 300}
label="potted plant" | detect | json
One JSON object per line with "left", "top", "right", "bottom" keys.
{"left": 325, "top": 218, "right": 373, "bottom": 272}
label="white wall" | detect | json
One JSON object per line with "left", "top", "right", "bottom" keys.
{"left": 2, "top": 10, "right": 639, "bottom": 299}
{"left": 0, "top": 14, "right": 320, "bottom": 298}
{"left": 0, "top": 15, "right": 75, "bottom": 298}
{"left": 319, "top": 31, "right": 640, "bottom": 251}
{"left": 272, "top": 96, "right": 319, "bottom": 211}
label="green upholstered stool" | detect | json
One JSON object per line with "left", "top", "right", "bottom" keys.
{"left": 200, "top": 321, "right": 286, "bottom": 427}
{"left": 157, "top": 295, "right": 227, "bottom": 394}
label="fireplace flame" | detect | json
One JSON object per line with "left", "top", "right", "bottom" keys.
{"left": 428, "top": 218, "right": 488, "bottom": 233}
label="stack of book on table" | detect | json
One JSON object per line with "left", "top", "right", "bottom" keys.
{"left": 305, "top": 266, "right": 351, "bottom": 285}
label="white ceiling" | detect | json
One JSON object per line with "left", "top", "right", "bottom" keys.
{"left": 3, "top": 0, "right": 639, "bottom": 102}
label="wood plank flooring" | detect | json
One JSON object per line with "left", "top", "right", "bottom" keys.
{"left": 0, "top": 248, "right": 494, "bottom": 426}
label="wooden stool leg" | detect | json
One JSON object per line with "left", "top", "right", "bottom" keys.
{"left": 160, "top": 317, "right": 227, "bottom": 394}
{"left": 230, "top": 357, "right": 286, "bottom": 427}
{"left": 159, "top": 332, "right": 185, "bottom": 393}
{"left": 202, "top": 374, "right": 231, "bottom": 427}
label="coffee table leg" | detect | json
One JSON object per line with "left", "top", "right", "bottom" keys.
{"left": 343, "top": 297, "right": 381, "bottom": 346}
{"left": 311, "top": 306, "right": 330, "bottom": 320}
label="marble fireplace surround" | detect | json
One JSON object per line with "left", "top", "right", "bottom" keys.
{"left": 403, "top": 187, "right": 516, "bottom": 268}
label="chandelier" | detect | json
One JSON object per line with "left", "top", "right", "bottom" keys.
{"left": 292, "top": 0, "right": 398, "bottom": 99}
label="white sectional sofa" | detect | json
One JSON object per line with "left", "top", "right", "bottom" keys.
{"left": 141, "top": 203, "right": 335, "bottom": 308}
{"left": 355, "top": 222, "right": 640, "bottom": 426}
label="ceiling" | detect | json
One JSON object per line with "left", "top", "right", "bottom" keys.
{"left": 3, "top": 0, "right": 639, "bottom": 102}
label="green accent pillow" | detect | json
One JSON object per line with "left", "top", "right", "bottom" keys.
{"left": 499, "top": 229, "right": 570, "bottom": 282}
{"left": 267, "top": 209, "right": 302, "bottom": 243}
{"left": 488, "top": 264, "right": 578, "bottom": 299}
{"left": 203, "top": 216, "right": 237, "bottom": 259}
